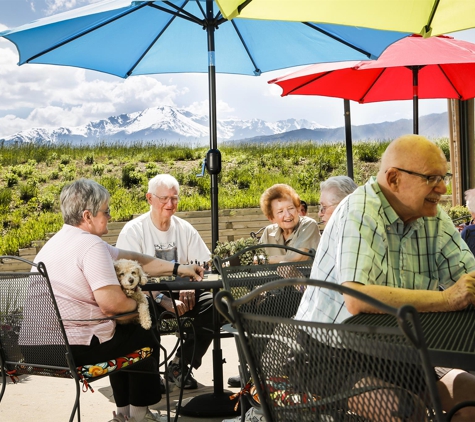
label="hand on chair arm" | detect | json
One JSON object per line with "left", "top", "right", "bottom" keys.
{"left": 94, "top": 285, "right": 137, "bottom": 317}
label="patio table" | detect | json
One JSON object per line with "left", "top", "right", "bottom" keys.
{"left": 345, "top": 305, "right": 475, "bottom": 371}
{"left": 142, "top": 276, "right": 240, "bottom": 418}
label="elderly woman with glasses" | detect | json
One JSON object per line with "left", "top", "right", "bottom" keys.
{"left": 29, "top": 178, "right": 203, "bottom": 422}
{"left": 318, "top": 176, "right": 358, "bottom": 229}
{"left": 259, "top": 183, "right": 320, "bottom": 264}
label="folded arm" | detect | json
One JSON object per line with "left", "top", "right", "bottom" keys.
{"left": 343, "top": 271, "right": 475, "bottom": 315}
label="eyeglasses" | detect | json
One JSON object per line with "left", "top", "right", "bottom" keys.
{"left": 85, "top": 208, "right": 111, "bottom": 217}
{"left": 318, "top": 203, "right": 337, "bottom": 214}
{"left": 152, "top": 193, "right": 179, "bottom": 204}
{"left": 98, "top": 208, "right": 111, "bottom": 217}
{"left": 393, "top": 167, "right": 452, "bottom": 186}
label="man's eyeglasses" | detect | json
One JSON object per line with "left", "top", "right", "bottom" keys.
{"left": 393, "top": 167, "right": 452, "bottom": 186}
{"left": 318, "top": 203, "right": 337, "bottom": 214}
{"left": 152, "top": 193, "right": 179, "bottom": 204}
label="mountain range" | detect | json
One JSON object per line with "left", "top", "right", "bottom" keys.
{"left": 0, "top": 105, "right": 449, "bottom": 146}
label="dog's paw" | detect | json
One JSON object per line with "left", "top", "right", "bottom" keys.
{"left": 141, "top": 318, "right": 152, "bottom": 330}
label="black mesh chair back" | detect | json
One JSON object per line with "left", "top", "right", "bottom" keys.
{"left": 216, "top": 278, "right": 444, "bottom": 422}
{"left": 0, "top": 259, "right": 73, "bottom": 380}
{"left": 0, "top": 256, "right": 158, "bottom": 422}
{"left": 214, "top": 244, "right": 315, "bottom": 319}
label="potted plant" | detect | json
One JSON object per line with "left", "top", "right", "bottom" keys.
{"left": 0, "top": 285, "right": 23, "bottom": 359}
{"left": 211, "top": 237, "right": 268, "bottom": 269}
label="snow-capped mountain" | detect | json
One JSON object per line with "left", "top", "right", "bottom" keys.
{"left": 0, "top": 106, "right": 326, "bottom": 145}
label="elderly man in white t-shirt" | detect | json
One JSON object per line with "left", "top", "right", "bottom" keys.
{"left": 117, "top": 174, "right": 212, "bottom": 390}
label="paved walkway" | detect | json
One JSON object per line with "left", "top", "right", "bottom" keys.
{"left": 0, "top": 336, "right": 242, "bottom": 422}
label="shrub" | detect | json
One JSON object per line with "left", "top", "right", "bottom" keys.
{"left": 12, "top": 164, "right": 35, "bottom": 179}
{"left": 122, "top": 163, "right": 143, "bottom": 188}
{"left": 84, "top": 154, "right": 94, "bottom": 165}
{"left": 5, "top": 172, "right": 19, "bottom": 187}
{"left": 92, "top": 163, "right": 106, "bottom": 176}
{"left": 50, "top": 170, "right": 60, "bottom": 180}
{"left": 0, "top": 188, "right": 12, "bottom": 208}
{"left": 60, "top": 154, "right": 71, "bottom": 165}
{"left": 354, "top": 141, "right": 387, "bottom": 163}
{"left": 448, "top": 205, "right": 470, "bottom": 221}
{"left": 99, "top": 176, "right": 120, "bottom": 194}
{"left": 19, "top": 182, "right": 38, "bottom": 202}
{"left": 436, "top": 138, "right": 450, "bottom": 161}
{"left": 61, "top": 165, "right": 77, "bottom": 181}
{"left": 38, "top": 193, "right": 56, "bottom": 211}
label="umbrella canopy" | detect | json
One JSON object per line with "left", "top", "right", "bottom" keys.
{"left": 270, "top": 34, "right": 475, "bottom": 135}
{"left": 0, "top": 1, "right": 407, "bottom": 75}
{"left": 0, "top": 2, "right": 408, "bottom": 415}
{"left": 0, "top": 0, "right": 408, "bottom": 252}
{"left": 217, "top": 0, "right": 475, "bottom": 37}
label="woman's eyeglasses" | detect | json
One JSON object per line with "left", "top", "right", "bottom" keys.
{"left": 84, "top": 208, "right": 111, "bottom": 217}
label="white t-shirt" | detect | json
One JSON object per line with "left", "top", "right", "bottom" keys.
{"left": 21, "top": 224, "right": 120, "bottom": 346}
{"left": 116, "top": 212, "right": 211, "bottom": 265}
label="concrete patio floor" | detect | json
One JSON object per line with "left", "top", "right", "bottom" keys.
{"left": 0, "top": 336, "right": 242, "bottom": 422}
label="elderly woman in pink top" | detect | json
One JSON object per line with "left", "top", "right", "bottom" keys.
{"left": 24, "top": 179, "right": 203, "bottom": 422}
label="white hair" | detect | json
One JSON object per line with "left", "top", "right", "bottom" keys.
{"left": 148, "top": 174, "right": 180, "bottom": 194}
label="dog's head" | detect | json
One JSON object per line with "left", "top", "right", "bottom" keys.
{"left": 113, "top": 259, "right": 148, "bottom": 291}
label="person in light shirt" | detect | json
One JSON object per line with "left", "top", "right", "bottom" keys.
{"left": 259, "top": 184, "right": 320, "bottom": 264}
{"left": 116, "top": 174, "right": 212, "bottom": 390}
{"left": 317, "top": 175, "right": 357, "bottom": 230}
{"left": 297, "top": 135, "right": 475, "bottom": 421}
{"left": 22, "top": 179, "right": 203, "bottom": 422}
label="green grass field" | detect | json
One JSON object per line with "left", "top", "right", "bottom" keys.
{"left": 0, "top": 138, "right": 456, "bottom": 256}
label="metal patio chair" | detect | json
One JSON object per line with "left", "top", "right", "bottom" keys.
{"left": 0, "top": 256, "right": 163, "bottom": 422}
{"left": 216, "top": 278, "right": 446, "bottom": 422}
{"left": 214, "top": 244, "right": 315, "bottom": 417}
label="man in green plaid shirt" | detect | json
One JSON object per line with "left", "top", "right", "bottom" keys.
{"left": 297, "top": 134, "right": 475, "bottom": 421}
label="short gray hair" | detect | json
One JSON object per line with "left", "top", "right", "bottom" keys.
{"left": 465, "top": 188, "right": 475, "bottom": 213}
{"left": 320, "top": 176, "right": 358, "bottom": 204}
{"left": 148, "top": 174, "right": 180, "bottom": 194}
{"left": 60, "top": 179, "right": 110, "bottom": 226}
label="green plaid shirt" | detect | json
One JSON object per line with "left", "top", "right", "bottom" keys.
{"left": 296, "top": 177, "right": 475, "bottom": 324}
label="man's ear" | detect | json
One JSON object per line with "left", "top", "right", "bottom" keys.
{"left": 146, "top": 193, "right": 153, "bottom": 205}
{"left": 385, "top": 168, "right": 400, "bottom": 192}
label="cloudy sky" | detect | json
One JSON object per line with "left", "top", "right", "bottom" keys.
{"left": 1, "top": 0, "right": 475, "bottom": 138}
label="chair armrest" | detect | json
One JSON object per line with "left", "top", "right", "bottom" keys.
{"left": 62, "top": 311, "right": 138, "bottom": 322}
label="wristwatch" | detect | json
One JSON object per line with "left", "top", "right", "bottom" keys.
{"left": 173, "top": 262, "right": 180, "bottom": 276}
{"left": 155, "top": 293, "right": 164, "bottom": 304}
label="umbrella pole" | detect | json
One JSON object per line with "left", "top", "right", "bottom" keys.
{"left": 412, "top": 66, "right": 419, "bottom": 134}
{"left": 179, "top": 1, "right": 237, "bottom": 418}
{"left": 344, "top": 99, "right": 354, "bottom": 179}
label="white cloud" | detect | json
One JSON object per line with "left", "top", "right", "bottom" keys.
{"left": 0, "top": 114, "right": 32, "bottom": 137}
{"left": 44, "top": 0, "right": 100, "bottom": 14}
{"left": 0, "top": 41, "right": 189, "bottom": 137}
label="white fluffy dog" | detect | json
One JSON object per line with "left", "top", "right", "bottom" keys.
{"left": 113, "top": 259, "right": 152, "bottom": 330}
